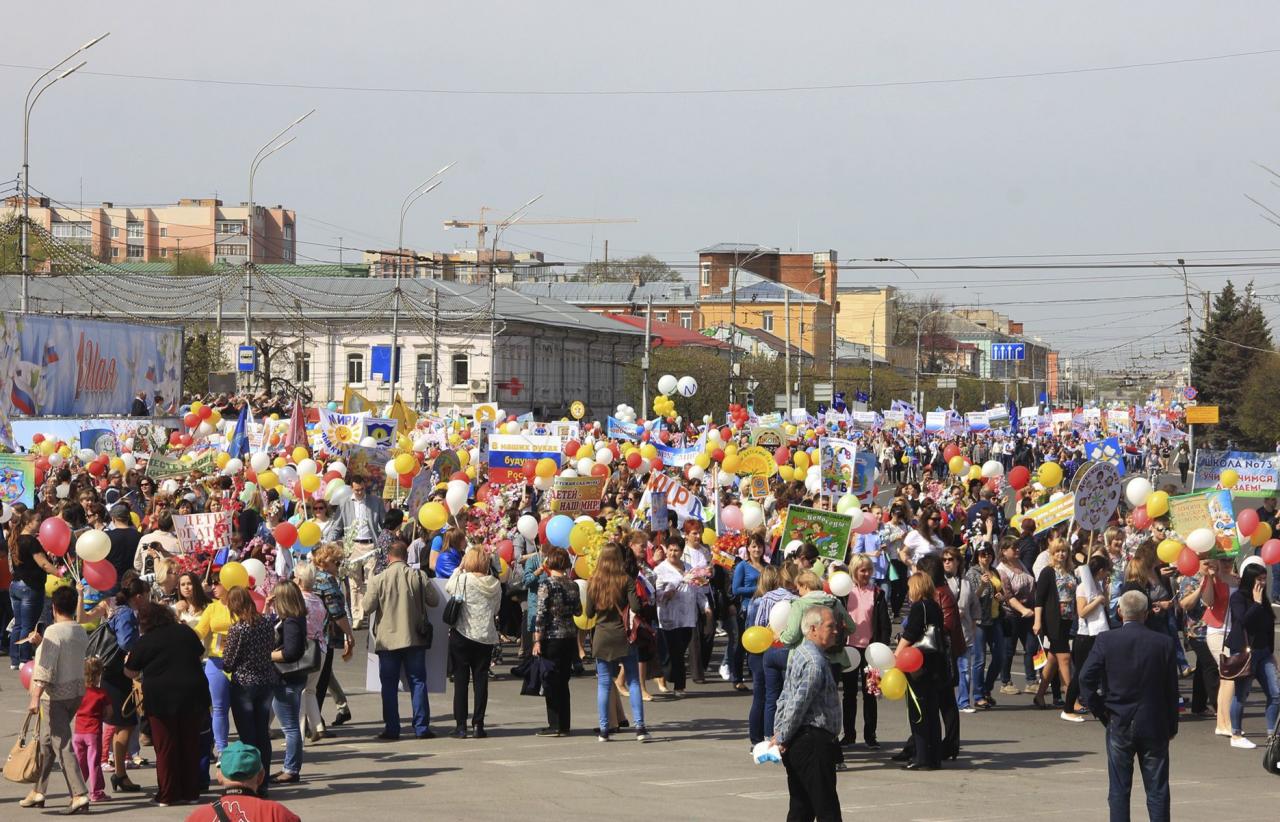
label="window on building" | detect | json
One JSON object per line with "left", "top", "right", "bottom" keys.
{"left": 109, "top": 227, "right": 120, "bottom": 239}
{"left": 761, "top": 311, "right": 774, "bottom": 332}
{"left": 345, "top": 352, "right": 364, "bottom": 385}
{"left": 126, "top": 222, "right": 143, "bottom": 239}
{"left": 283, "top": 224, "right": 294, "bottom": 241}
{"left": 216, "top": 221, "right": 245, "bottom": 235}
{"left": 159, "top": 248, "right": 168, "bottom": 258}
{"left": 51, "top": 221, "right": 91, "bottom": 242}
{"left": 655, "top": 311, "right": 669, "bottom": 323}
{"left": 126, "top": 244, "right": 144, "bottom": 259}
{"left": 700, "top": 261, "right": 712, "bottom": 286}
{"left": 110, "top": 247, "right": 120, "bottom": 259}
{"left": 415, "top": 353, "right": 434, "bottom": 387}
{"left": 295, "top": 351, "right": 311, "bottom": 384}
{"left": 678, "top": 311, "right": 693, "bottom": 330}
{"left": 215, "top": 244, "right": 248, "bottom": 257}
{"left": 159, "top": 227, "right": 168, "bottom": 238}
{"left": 451, "top": 354, "right": 469, "bottom": 387}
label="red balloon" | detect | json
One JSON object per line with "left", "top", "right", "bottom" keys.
{"left": 641, "top": 430, "right": 651, "bottom": 442}
{"left": 774, "top": 447, "right": 791, "bottom": 466}
{"left": 590, "top": 462, "right": 609, "bottom": 478}
{"left": 1008, "top": 466, "right": 1030, "bottom": 490}
{"left": 184, "top": 413, "right": 200, "bottom": 429}
{"left": 475, "top": 482, "right": 492, "bottom": 502}
{"left": 943, "top": 443, "right": 961, "bottom": 463}
{"left": 398, "top": 472, "right": 414, "bottom": 488}
{"left": 450, "top": 471, "right": 469, "bottom": 483}
{"left": 83, "top": 559, "right": 117, "bottom": 591}
{"left": 712, "top": 448, "right": 725, "bottom": 463}
{"left": 649, "top": 457, "right": 663, "bottom": 472}
{"left": 538, "top": 516, "right": 551, "bottom": 545}
{"left": 719, "top": 427, "right": 732, "bottom": 442}
{"left": 251, "top": 590, "right": 267, "bottom": 613}
{"left": 169, "top": 432, "right": 182, "bottom": 447}
{"left": 1176, "top": 547, "right": 1201, "bottom": 576}
{"left": 896, "top": 645, "right": 924, "bottom": 673}
{"left": 497, "top": 539, "right": 515, "bottom": 564}
{"left": 274, "top": 522, "right": 299, "bottom": 547}
{"left": 1261, "top": 539, "right": 1280, "bottom": 566}
{"left": 19, "top": 660, "right": 34, "bottom": 690}
{"left": 626, "top": 451, "right": 642, "bottom": 470}
{"left": 659, "top": 431, "right": 671, "bottom": 444}
{"left": 34, "top": 456, "right": 50, "bottom": 473}
{"left": 1238, "top": 508, "right": 1260, "bottom": 538}
{"left": 179, "top": 434, "right": 194, "bottom": 447}
{"left": 197, "top": 405, "right": 213, "bottom": 420}
{"left": 522, "top": 460, "right": 538, "bottom": 480}
{"left": 31, "top": 433, "right": 44, "bottom": 445}
{"left": 608, "top": 443, "right": 620, "bottom": 460}
{"left": 1131, "top": 505, "right": 1151, "bottom": 531}
{"left": 564, "top": 439, "right": 581, "bottom": 457}
{"left": 938, "top": 511, "right": 949, "bottom": 529}
{"left": 323, "top": 470, "right": 341, "bottom": 483}
{"left": 39, "top": 517, "right": 71, "bottom": 557}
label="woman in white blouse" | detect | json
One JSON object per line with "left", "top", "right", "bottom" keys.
{"left": 653, "top": 541, "right": 710, "bottom": 695}
{"left": 1062, "top": 553, "right": 1112, "bottom": 722}
{"left": 902, "top": 507, "right": 945, "bottom": 568}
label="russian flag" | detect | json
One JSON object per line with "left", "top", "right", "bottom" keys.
{"left": 42, "top": 343, "right": 59, "bottom": 366}
{"left": 10, "top": 381, "right": 36, "bottom": 415}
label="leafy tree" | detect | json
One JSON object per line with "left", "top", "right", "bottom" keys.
{"left": 575, "top": 254, "right": 681, "bottom": 283}
{"left": 1238, "top": 354, "right": 1280, "bottom": 448}
{"left": 0, "top": 218, "right": 53, "bottom": 271}
{"left": 183, "top": 332, "right": 228, "bottom": 396}
{"left": 174, "top": 252, "right": 213, "bottom": 275}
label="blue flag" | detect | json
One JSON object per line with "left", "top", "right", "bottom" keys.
{"left": 226, "top": 403, "right": 250, "bottom": 459}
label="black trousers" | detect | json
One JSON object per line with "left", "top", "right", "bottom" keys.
{"left": 662, "top": 627, "right": 693, "bottom": 690}
{"left": 940, "top": 657, "right": 960, "bottom": 758}
{"left": 449, "top": 630, "right": 493, "bottom": 727}
{"left": 908, "top": 678, "right": 943, "bottom": 768}
{"left": 781, "top": 726, "right": 842, "bottom": 822}
{"left": 1065, "top": 634, "right": 1095, "bottom": 711}
{"left": 541, "top": 637, "right": 576, "bottom": 732}
{"left": 840, "top": 657, "right": 877, "bottom": 743}
{"left": 1187, "top": 636, "right": 1219, "bottom": 713}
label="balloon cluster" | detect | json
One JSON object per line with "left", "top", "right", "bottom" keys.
{"left": 864, "top": 641, "right": 917, "bottom": 701}
{"left": 613, "top": 403, "right": 638, "bottom": 425}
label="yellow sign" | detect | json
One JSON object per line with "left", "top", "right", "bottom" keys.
{"left": 1185, "top": 406, "right": 1219, "bottom": 424}
{"left": 1026, "top": 492, "right": 1076, "bottom": 535}
{"left": 472, "top": 404, "right": 498, "bottom": 423}
{"left": 736, "top": 446, "right": 779, "bottom": 478}
{"left": 569, "top": 400, "right": 586, "bottom": 420}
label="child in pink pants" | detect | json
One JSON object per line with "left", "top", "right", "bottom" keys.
{"left": 73, "top": 658, "right": 110, "bottom": 802}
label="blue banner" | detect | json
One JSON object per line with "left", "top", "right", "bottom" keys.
{"left": 607, "top": 416, "right": 642, "bottom": 441}
{"left": 1084, "top": 437, "right": 1126, "bottom": 477}
{"left": 0, "top": 312, "right": 182, "bottom": 417}
{"left": 655, "top": 442, "right": 701, "bottom": 468}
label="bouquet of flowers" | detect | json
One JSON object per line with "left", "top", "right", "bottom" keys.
{"left": 688, "top": 566, "right": 713, "bottom": 587}
{"left": 712, "top": 532, "right": 746, "bottom": 569}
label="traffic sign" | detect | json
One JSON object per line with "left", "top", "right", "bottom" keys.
{"left": 1185, "top": 405, "right": 1218, "bottom": 424}
{"left": 990, "top": 342, "right": 1026, "bottom": 361}
{"left": 937, "top": 378, "right": 956, "bottom": 389}
{"left": 237, "top": 345, "right": 256, "bottom": 373}
{"left": 1183, "top": 386, "right": 1198, "bottom": 400}
{"left": 812, "top": 382, "right": 833, "bottom": 403}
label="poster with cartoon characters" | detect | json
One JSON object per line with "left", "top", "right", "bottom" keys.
{"left": 780, "top": 505, "right": 855, "bottom": 562}
{"left": 1168, "top": 489, "right": 1240, "bottom": 556}
{"left": 0, "top": 454, "right": 36, "bottom": 507}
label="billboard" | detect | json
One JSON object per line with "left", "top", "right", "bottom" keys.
{"left": 0, "top": 312, "right": 183, "bottom": 417}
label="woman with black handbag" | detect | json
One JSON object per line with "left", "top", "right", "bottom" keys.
{"left": 897, "top": 571, "right": 947, "bottom": 770}
{"left": 1226, "top": 562, "right": 1279, "bottom": 750}
{"left": 268, "top": 580, "right": 313, "bottom": 783}
{"left": 531, "top": 547, "right": 579, "bottom": 737}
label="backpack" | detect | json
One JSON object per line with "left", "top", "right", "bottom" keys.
{"left": 85, "top": 621, "right": 124, "bottom": 675}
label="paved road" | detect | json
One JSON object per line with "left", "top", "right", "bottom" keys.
{"left": 2, "top": 639, "right": 1278, "bottom": 821}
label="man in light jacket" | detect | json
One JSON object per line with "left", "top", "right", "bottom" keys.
{"left": 341, "top": 476, "right": 387, "bottom": 628}
{"left": 362, "top": 540, "right": 440, "bottom": 740}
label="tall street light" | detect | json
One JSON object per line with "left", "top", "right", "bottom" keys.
{"left": 726, "top": 245, "right": 773, "bottom": 405}
{"left": 20, "top": 32, "right": 109, "bottom": 313}
{"left": 914, "top": 306, "right": 948, "bottom": 409}
{"left": 487, "top": 194, "right": 542, "bottom": 403}
{"left": 244, "top": 109, "right": 314, "bottom": 390}
{"left": 390, "top": 162, "right": 454, "bottom": 403}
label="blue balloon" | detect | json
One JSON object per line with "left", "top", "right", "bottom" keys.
{"left": 546, "top": 514, "right": 574, "bottom": 549}
{"left": 327, "top": 401, "right": 339, "bottom": 411}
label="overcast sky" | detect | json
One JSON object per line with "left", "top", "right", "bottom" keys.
{"left": 6, "top": 1, "right": 1280, "bottom": 372}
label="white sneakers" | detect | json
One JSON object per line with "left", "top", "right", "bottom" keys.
{"left": 1230, "top": 735, "right": 1257, "bottom": 749}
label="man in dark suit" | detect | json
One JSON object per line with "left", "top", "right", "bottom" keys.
{"left": 1079, "top": 590, "right": 1179, "bottom": 822}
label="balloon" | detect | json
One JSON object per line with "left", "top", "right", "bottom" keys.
{"left": 1039, "top": 461, "right": 1063, "bottom": 488}
{"left": 943, "top": 443, "right": 961, "bottom": 462}
{"left": 767, "top": 601, "right": 792, "bottom": 635}
{"left": 1145, "top": 490, "right": 1169, "bottom": 519}
{"left": 1125, "top": 477, "right": 1153, "bottom": 507}
{"left": 722, "top": 454, "right": 742, "bottom": 474}
{"left": 742, "top": 504, "right": 764, "bottom": 531}
{"left": 827, "top": 571, "right": 853, "bottom": 598}
{"left": 1238, "top": 508, "right": 1260, "bottom": 538}
{"left": 249, "top": 453, "right": 271, "bottom": 473}
{"left": 330, "top": 461, "right": 348, "bottom": 477}
{"left": 301, "top": 474, "right": 321, "bottom": 494}
{"left": 19, "top": 660, "right": 34, "bottom": 691}
{"left": 1131, "top": 506, "right": 1151, "bottom": 531}
{"left": 251, "top": 590, "right": 267, "bottom": 613}
{"left": 676, "top": 376, "right": 698, "bottom": 397}
{"left": 535, "top": 457, "right": 559, "bottom": 480}
{"left": 701, "top": 527, "right": 717, "bottom": 546}
{"left": 517, "top": 514, "right": 539, "bottom": 541}
{"left": 419, "top": 501, "right": 448, "bottom": 531}
{"left": 722, "top": 505, "right": 744, "bottom": 532}
{"left": 847, "top": 508, "right": 865, "bottom": 530}
{"left": 569, "top": 521, "right": 595, "bottom": 553}
{"left": 393, "top": 453, "right": 417, "bottom": 476}
{"left": 291, "top": 446, "right": 309, "bottom": 464}
{"left": 38, "top": 518, "right": 71, "bottom": 557}
{"left": 845, "top": 646, "right": 862, "bottom": 670}
{"left": 1252, "top": 522, "right": 1273, "bottom": 548}
{"left": 866, "top": 642, "right": 896, "bottom": 671}
{"left": 297, "top": 520, "right": 321, "bottom": 547}
{"left": 75, "top": 529, "right": 111, "bottom": 562}
{"left": 1220, "top": 469, "right": 1240, "bottom": 489}
{"left": 240, "top": 558, "right": 269, "bottom": 589}
{"left": 948, "top": 455, "right": 967, "bottom": 475}
{"left": 573, "top": 613, "right": 598, "bottom": 631}
{"left": 296, "top": 458, "right": 318, "bottom": 477}
{"left": 274, "top": 522, "right": 298, "bottom": 548}
{"left": 836, "top": 495, "right": 858, "bottom": 514}
{"left": 855, "top": 514, "right": 878, "bottom": 534}
{"left": 220, "top": 561, "right": 250, "bottom": 590}
{"left": 895, "top": 645, "right": 924, "bottom": 674}
{"left": 1261, "top": 539, "right": 1280, "bottom": 565}
{"left": 258, "top": 470, "right": 279, "bottom": 491}
{"left": 880, "top": 668, "right": 908, "bottom": 700}
{"left": 1185, "top": 528, "right": 1216, "bottom": 555}
{"left": 742, "top": 626, "right": 774, "bottom": 654}
{"left": 446, "top": 480, "right": 469, "bottom": 513}
{"left": 1176, "top": 548, "right": 1201, "bottom": 576}
{"left": 546, "top": 515, "right": 574, "bottom": 549}
{"left": 1156, "top": 538, "right": 1183, "bottom": 564}
{"left": 496, "top": 539, "right": 515, "bottom": 565}
{"left": 657, "top": 374, "right": 678, "bottom": 396}
{"left": 793, "top": 451, "right": 810, "bottom": 472}
{"left": 981, "top": 460, "right": 1004, "bottom": 479}
{"left": 573, "top": 555, "right": 594, "bottom": 579}
{"left": 83, "top": 559, "right": 117, "bottom": 591}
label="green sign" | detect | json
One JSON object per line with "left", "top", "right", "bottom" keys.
{"left": 781, "top": 505, "right": 854, "bottom": 562}
{"left": 0, "top": 454, "right": 37, "bottom": 508}
{"left": 145, "top": 451, "right": 217, "bottom": 480}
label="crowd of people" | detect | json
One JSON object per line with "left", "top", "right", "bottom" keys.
{"left": 1, "top": 398, "right": 1275, "bottom": 820}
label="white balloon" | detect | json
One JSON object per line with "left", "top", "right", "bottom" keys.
{"left": 595, "top": 448, "right": 614, "bottom": 466}
{"left": 77, "top": 448, "right": 96, "bottom": 463}
{"left": 742, "top": 505, "right": 764, "bottom": 530}
{"left": 161, "top": 479, "right": 180, "bottom": 496}
{"left": 657, "top": 374, "right": 678, "bottom": 396}
{"left": 768, "top": 601, "right": 792, "bottom": 635}
{"left": 360, "top": 437, "right": 377, "bottom": 448}
{"left": 0, "top": 503, "right": 11, "bottom": 524}
{"left": 533, "top": 474, "right": 553, "bottom": 492}
{"left": 224, "top": 458, "right": 244, "bottom": 476}
{"left": 828, "top": 571, "right": 854, "bottom": 598}
{"left": 836, "top": 494, "right": 858, "bottom": 514}
{"left": 250, "top": 453, "right": 271, "bottom": 473}
{"left": 412, "top": 436, "right": 432, "bottom": 452}
{"left": 120, "top": 454, "right": 137, "bottom": 472}
{"left": 718, "top": 470, "right": 735, "bottom": 487}
{"left": 330, "top": 486, "right": 354, "bottom": 507}
{"left": 866, "top": 641, "right": 896, "bottom": 671}
{"left": 384, "top": 460, "right": 399, "bottom": 479}
{"left": 76, "top": 530, "right": 111, "bottom": 563}
{"left": 847, "top": 508, "right": 864, "bottom": 530}
{"left": 196, "top": 421, "right": 214, "bottom": 438}
{"left": 805, "top": 473, "right": 822, "bottom": 494}
{"left": 688, "top": 465, "right": 705, "bottom": 482}
{"left": 575, "top": 515, "right": 596, "bottom": 525}
{"left": 48, "top": 453, "right": 64, "bottom": 468}
{"left": 1186, "top": 528, "right": 1216, "bottom": 554}
{"left": 577, "top": 458, "right": 596, "bottom": 475}
{"left": 677, "top": 376, "right": 698, "bottom": 397}
{"left": 445, "top": 484, "right": 468, "bottom": 513}
{"left": 575, "top": 578, "right": 588, "bottom": 603}
{"left": 276, "top": 467, "right": 298, "bottom": 488}
{"left": 55, "top": 483, "right": 70, "bottom": 499}
{"left": 324, "top": 478, "right": 347, "bottom": 500}
{"left": 241, "top": 558, "right": 268, "bottom": 588}
{"left": 518, "top": 515, "right": 540, "bottom": 541}
{"left": 981, "top": 460, "right": 1005, "bottom": 479}
{"left": 296, "top": 459, "right": 318, "bottom": 477}
{"left": 1125, "top": 477, "right": 1153, "bottom": 508}
{"left": 707, "top": 428, "right": 723, "bottom": 444}
{"left": 1049, "top": 491, "right": 1065, "bottom": 503}
{"left": 845, "top": 646, "right": 862, "bottom": 670}
{"left": 785, "top": 539, "right": 805, "bottom": 556}
{"left": 560, "top": 468, "right": 578, "bottom": 478}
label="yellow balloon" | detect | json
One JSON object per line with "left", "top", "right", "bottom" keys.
{"left": 793, "top": 451, "right": 810, "bottom": 472}
{"left": 57, "top": 445, "right": 71, "bottom": 459}
{"left": 694, "top": 452, "right": 711, "bottom": 470}
{"left": 1220, "top": 469, "right": 1240, "bottom": 489}
{"left": 297, "top": 520, "right": 321, "bottom": 547}
{"left": 457, "top": 448, "right": 470, "bottom": 468}
{"left": 722, "top": 454, "right": 742, "bottom": 474}
{"left": 778, "top": 465, "right": 795, "bottom": 482}
{"left": 273, "top": 456, "right": 287, "bottom": 469}
{"left": 1251, "top": 521, "right": 1273, "bottom": 547}
{"left": 209, "top": 409, "right": 222, "bottom": 426}
{"left": 570, "top": 522, "right": 594, "bottom": 553}
{"left": 573, "top": 555, "right": 595, "bottom": 579}
{"left": 901, "top": 455, "right": 910, "bottom": 465}
{"left": 880, "top": 667, "right": 908, "bottom": 700}
{"left": 578, "top": 443, "right": 595, "bottom": 461}
{"left": 257, "top": 470, "right": 279, "bottom": 491}
{"left": 1146, "top": 490, "right": 1169, "bottom": 518}
{"left": 968, "top": 465, "right": 983, "bottom": 482}
{"left": 109, "top": 457, "right": 125, "bottom": 474}
{"left": 130, "top": 512, "right": 140, "bottom": 528}
{"left": 216, "top": 452, "right": 231, "bottom": 469}
{"left": 393, "top": 453, "right": 417, "bottom": 476}
{"left": 419, "top": 501, "right": 448, "bottom": 531}
{"left": 291, "top": 446, "right": 309, "bottom": 463}
{"left": 535, "top": 457, "right": 558, "bottom": 479}
{"left": 190, "top": 401, "right": 204, "bottom": 412}
{"left": 448, "top": 434, "right": 462, "bottom": 447}
{"left": 1039, "top": 462, "right": 1063, "bottom": 488}
{"left": 465, "top": 465, "right": 477, "bottom": 481}
{"left": 219, "top": 561, "right": 249, "bottom": 590}
{"left": 1156, "top": 538, "right": 1183, "bottom": 564}
{"left": 702, "top": 527, "right": 717, "bottom": 546}
{"left": 573, "top": 612, "right": 598, "bottom": 631}
{"left": 640, "top": 444, "right": 658, "bottom": 460}
{"left": 301, "top": 473, "right": 321, "bottom": 493}
{"left": 724, "top": 443, "right": 739, "bottom": 457}
{"left": 948, "top": 455, "right": 967, "bottom": 475}
{"left": 742, "top": 626, "right": 774, "bottom": 654}
{"left": 45, "top": 573, "right": 72, "bottom": 598}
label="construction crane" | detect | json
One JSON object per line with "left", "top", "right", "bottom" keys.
{"left": 443, "top": 206, "right": 637, "bottom": 256}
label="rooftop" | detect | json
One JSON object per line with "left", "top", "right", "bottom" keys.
{"left": 700, "top": 272, "right": 823, "bottom": 304}
{"left": 697, "top": 243, "right": 780, "bottom": 255}
{"left": 602, "top": 312, "right": 729, "bottom": 349}
{"left": 512, "top": 280, "right": 698, "bottom": 305}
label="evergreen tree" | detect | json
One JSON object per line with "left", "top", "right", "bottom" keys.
{"left": 1193, "top": 282, "right": 1273, "bottom": 446}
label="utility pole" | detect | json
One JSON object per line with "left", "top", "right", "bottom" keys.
{"left": 603, "top": 239, "right": 608, "bottom": 283}
{"left": 784, "top": 288, "right": 792, "bottom": 415}
{"left": 1180, "top": 258, "right": 1195, "bottom": 458}
{"left": 487, "top": 195, "right": 542, "bottom": 403}
{"left": 431, "top": 288, "right": 440, "bottom": 411}
{"left": 868, "top": 315, "right": 875, "bottom": 407}
{"left": 642, "top": 297, "right": 653, "bottom": 413}
{"left": 393, "top": 164, "right": 451, "bottom": 403}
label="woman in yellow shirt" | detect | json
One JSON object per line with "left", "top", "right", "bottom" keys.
{"left": 194, "top": 579, "right": 233, "bottom": 754}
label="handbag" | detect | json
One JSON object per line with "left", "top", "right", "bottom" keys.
{"left": 3, "top": 712, "right": 42, "bottom": 784}
{"left": 122, "top": 680, "right": 145, "bottom": 719}
{"left": 1220, "top": 647, "right": 1253, "bottom": 680}
{"left": 442, "top": 575, "right": 466, "bottom": 627}
{"left": 275, "top": 638, "right": 323, "bottom": 676}
{"left": 1264, "top": 733, "right": 1280, "bottom": 775}
{"left": 915, "top": 623, "right": 941, "bottom": 655}
{"left": 86, "top": 621, "right": 124, "bottom": 675}
{"left": 413, "top": 570, "right": 435, "bottom": 649}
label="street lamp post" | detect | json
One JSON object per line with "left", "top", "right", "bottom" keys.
{"left": 20, "top": 32, "right": 109, "bottom": 313}
{"left": 390, "top": 163, "right": 454, "bottom": 403}
{"left": 914, "top": 307, "right": 948, "bottom": 409}
{"left": 726, "top": 245, "right": 772, "bottom": 405}
{"left": 245, "top": 109, "right": 314, "bottom": 391}
{"left": 487, "top": 195, "right": 542, "bottom": 404}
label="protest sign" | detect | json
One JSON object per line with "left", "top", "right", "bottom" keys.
{"left": 1169, "top": 490, "right": 1240, "bottom": 555}
{"left": 487, "top": 433, "right": 561, "bottom": 484}
{"left": 650, "top": 492, "right": 668, "bottom": 531}
{"left": 361, "top": 417, "right": 398, "bottom": 446}
{"left": 966, "top": 411, "right": 990, "bottom": 433}
{"left": 0, "top": 454, "right": 36, "bottom": 508}
{"left": 882, "top": 409, "right": 905, "bottom": 430}
{"left": 641, "top": 471, "right": 703, "bottom": 525}
{"left": 606, "top": 417, "right": 641, "bottom": 441}
{"left": 1072, "top": 461, "right": 1122, "bottom": 531}
{"left": 742, "top": 474, "right": 770, "bottom": 501}
{"left": 925, "top": 411, "right": 946, "bottom": 433}
{"left": 656, "top": 442, "right": 701, "bottom": 468}
{"left": 173, "top": 511, "right": 233, "bottom": 555}
{"left": 1084, "top": 437, "right": 1126, "bottom": 476}
{"left": 145, "top": 452, "right": 189, "bottom": 480}
{"left": 780, "top": 505, "right": 854, "bottom": 561}
{"left": 736, "top": 446, "right": 778, "bottom": 477}
{"left": 1192, "top": 450, "right": 1280, "bottom": 493}
{"left": 550, "top": 475, "right": 607, "bottom": 515}
{"left": 1024, "top": 493, "right": 1076, "bottom": 535}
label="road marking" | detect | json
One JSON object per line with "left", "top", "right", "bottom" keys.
{"left": 643, "top": 776, "right": 759, "bottom": 787}
{"left": 487, "top": 754, "right": 597, "bottom": 766}
{"left": 562, "top": 766, "right": 659, "bottom": 776}
{"left": 735, "top": 790, "right": 790, "bottom": 800}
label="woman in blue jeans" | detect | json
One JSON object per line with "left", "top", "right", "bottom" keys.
{"left": 222, "top": 587, "right": 279, "bottom": 794}
{"left": 728, "top": 538, "right": 767, "bottom": 690}
{"left": 583, "top": 544, "right": 648, "bottom": 741}
{"left": 8, "top": 510, "right": 56, "bottom": 668}
{"left": 268, "top": 581, "right": 310, "bottom": 784}
{"left": 745, "top": 567, "right": 796, "bottom": 744}
{"left": 1226, "top": 563, "right": 1279, "bottom": 749}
